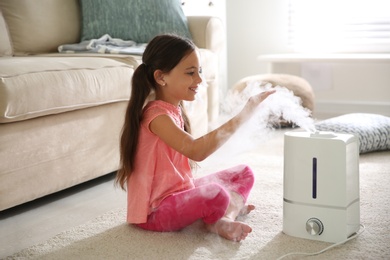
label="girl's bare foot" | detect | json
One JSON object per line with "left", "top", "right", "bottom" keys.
{"left": 206, "top": 217, "right": 252, "bottom": 242}
{"left": 238, "top": 204, "right": 255, "bottom": 217}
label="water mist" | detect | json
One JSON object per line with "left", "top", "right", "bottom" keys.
{"left": 207, "top": 80, "right": 316, "bottom": 161}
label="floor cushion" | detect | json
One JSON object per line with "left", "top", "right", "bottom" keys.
{"left": 232, "top": 74, "right": 315, "bottom": 112}
{"left": 315, "top": 113, "right": 390, "bottom": 153}
{"left": 232, "top": 74, "right": 315, "bottom": 127}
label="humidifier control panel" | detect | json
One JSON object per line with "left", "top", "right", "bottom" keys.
{"left": 306, "top": 218, "right": 324, "bottom": 236}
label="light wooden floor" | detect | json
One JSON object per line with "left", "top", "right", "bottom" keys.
{"left": 0, "top": 173, "right": 127, "bottom": 258}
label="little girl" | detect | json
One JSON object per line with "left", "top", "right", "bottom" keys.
{"left": 116, "top": 34, "right": 275, "bottom": 242}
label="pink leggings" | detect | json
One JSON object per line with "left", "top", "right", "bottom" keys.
{"left": 137, "top": 164, "right": 254, "bottom": 232}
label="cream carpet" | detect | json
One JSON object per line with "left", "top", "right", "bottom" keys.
{"left": 6, "top": 130, "right": 390, "bottom": 260}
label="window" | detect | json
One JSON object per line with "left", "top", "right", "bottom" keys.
{"left": 288, "top": 0, "right": 390, "bottom": 53}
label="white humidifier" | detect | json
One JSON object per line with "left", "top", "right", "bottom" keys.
{"left": 283, "top": 130, "right": 360, "bottom": 243}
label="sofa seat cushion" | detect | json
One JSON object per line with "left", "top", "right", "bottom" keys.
{"left": 0, "top": 57, "right": 133, "bottom": 123}
{"left": 49, "top": 49, "right": 217, "bottom": 81}
{"left": 56, "top": 49, "right": 217, "bottom": 80}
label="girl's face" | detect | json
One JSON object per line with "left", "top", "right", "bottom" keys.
{"left": 155, "top": 50, "right": 203, "bottom": 106}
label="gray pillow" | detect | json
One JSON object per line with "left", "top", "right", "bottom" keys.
{"left": 315, "top": 113, "right": 390, "bottom": 154}
{"left": 80, "top": 0, "right": 192, "bottom": 42}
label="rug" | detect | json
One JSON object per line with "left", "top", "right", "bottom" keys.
{"left": 6, "top": 130, "right": 390, "bottom": 260}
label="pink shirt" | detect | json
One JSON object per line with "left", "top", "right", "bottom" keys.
{"left": 126, "top": 100, "right": 194, "bottom": 224}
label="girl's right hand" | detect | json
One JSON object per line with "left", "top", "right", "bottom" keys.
{"left": 242, "top": 89, "right": 276, "bottom": 116}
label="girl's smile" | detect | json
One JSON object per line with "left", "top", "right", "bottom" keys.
{"left": 189, "top": 86, "right": 198, "bottom": 93}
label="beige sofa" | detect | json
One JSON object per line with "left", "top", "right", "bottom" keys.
{"left": 0, "top": 0, "right": 223, "bottom": 211}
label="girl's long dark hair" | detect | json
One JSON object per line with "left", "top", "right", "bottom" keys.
{"left": 116, "top": 34, "right": 196, "bottom": 190}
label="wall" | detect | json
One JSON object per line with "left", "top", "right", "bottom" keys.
{"left": 226, "top": 0, "right": 289, "bottom": 86}
{"left": 181, "top": 0, "right": 228, "bottom": 95}
{"left": 226, "top": 0, "right": 390, "bottom": 118}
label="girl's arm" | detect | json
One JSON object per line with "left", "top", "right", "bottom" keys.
{"left": 150, "top": 90, "right": 275, "bottom": 161}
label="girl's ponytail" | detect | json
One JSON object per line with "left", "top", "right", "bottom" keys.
{"left": 180, "top": 101, "right": 191, "bottom": 134}
{"left": 116, "top": 64, "right": 152, "bottom": 190}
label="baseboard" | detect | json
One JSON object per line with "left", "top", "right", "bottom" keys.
{"left": 313, "top": 100, "right": 390, "bottom": 119}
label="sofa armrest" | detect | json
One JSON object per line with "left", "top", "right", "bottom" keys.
{"left": 187, "top": 16, "right": 224, "bottom": 54}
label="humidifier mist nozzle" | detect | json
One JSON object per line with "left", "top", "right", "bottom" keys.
{"left": 310, "top": 131, "right": 337, "bottom": 138}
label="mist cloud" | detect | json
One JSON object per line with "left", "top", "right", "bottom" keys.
{"left": 207, "top": 81, "right": 316, "bottom": 160}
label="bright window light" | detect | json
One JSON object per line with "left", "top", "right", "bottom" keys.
{"left": 288, "top": 0, "right": 390, "bottom": 53}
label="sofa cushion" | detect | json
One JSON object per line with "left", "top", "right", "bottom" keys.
{"left": 0, "top": 57, "right": 133, "bottom": 123}
{"left": 0, "top": 10, "right": 12, "bottom": 56}
{"left": 80, "top": 0, "right": 192, "bottom": 42}
{"left": 0, "top": 0, "right": 81, "bottom": 54}
{"left": 51, "top": 49, "right": 217, "bottom": 81}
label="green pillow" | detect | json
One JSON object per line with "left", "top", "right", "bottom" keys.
{"left": 80, "top": 0, "right": 192, "bottom": 43}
